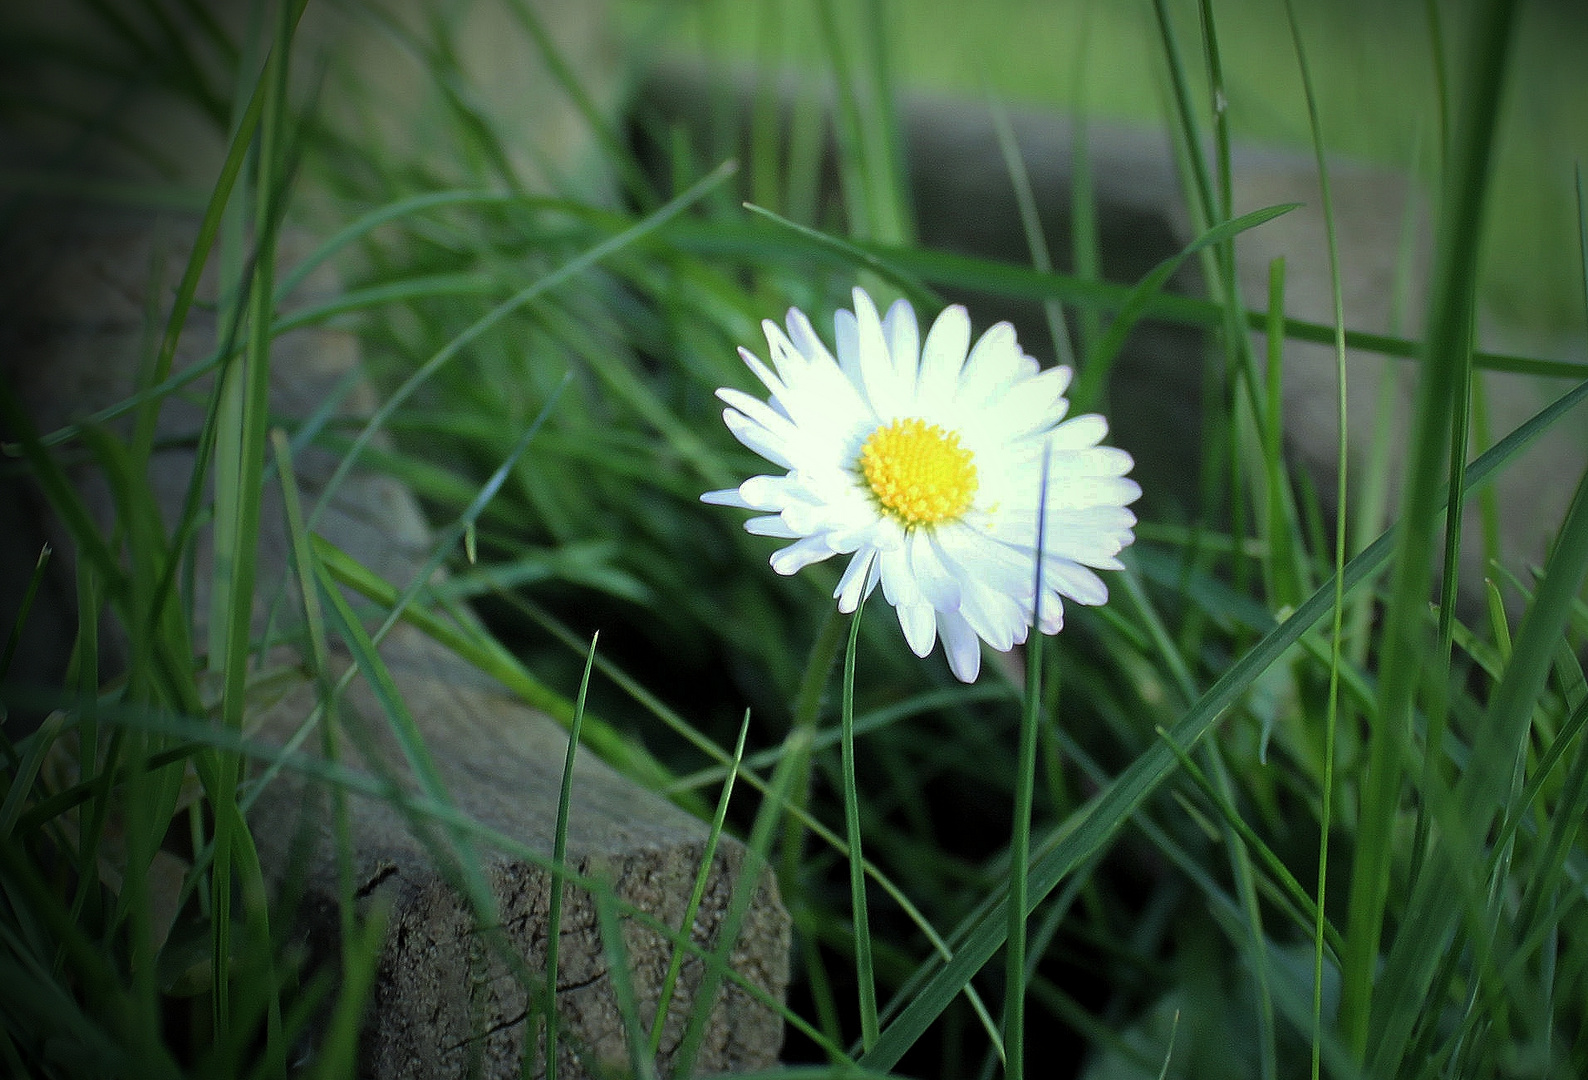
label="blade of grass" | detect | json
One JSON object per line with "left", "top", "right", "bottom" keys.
{"left": 273, "top": 427, "right": 358, "bottom": 981}
{"left": 307, "top": 899, "right": 389, "bottom": 1080}
{"left": 498, "top": 0, "right": 655, "bottom": 210}
{"left": 1068, "top": 11, "right": 1101, "bottom": 360}
{"left": 546, "top": 632, "right": 598, "bottom": 1080}
{"left": 671, "top": 721, "right": 817, "bottom": 1077}
{"left": 741, "top": 203, "right": 940, "bottom": 313}
{"left": 841, "top": 597, "right": 879, "bottom": 1051}
{"left": 210, "top": 0, "right": 301, "bottom": 1049}
{"left": 247, "top": 375, "right": 574, "bottom": 807}
{"left": 1260, "top": 256, "right": 1309, "bottom": 608}
{"left": 305, "top": 535, "right": 686, "bottom": 801}
{"left": 132, "top": 0, "right": 307, "bottom": 465}
{"left": 0, "top": 544, "right": 51, "bottom": 687}
{"left": 1004, "top": 443, "right": 1052, "bottom": 1080}
{"left": 1153, "top": 727, "right": 1345, "bottom": 962}
{"left": 0, "top": 712, "right": 65, "bottom": 840}
{"left": 502, "top": 583, "right": 1004, "bottom": 1055}
{"left": 812, "top": 0, "right": 910, "bottom": 248}
{"left": 1368, "top": 462, "right": 1588, "bottom": 1076}
{"left": 591, "top": 876, "right": 657, "bottom": 1080}
{"left": 1339, "top": 0, "right": 1520, "bottom": 1057}
{"left": 1069, "top": 202, "right": 1299, "bottom": 413}
{"left": 658, "top": 220, "right": 1588, "bottom": 381}
{"left": 648, "top": 710, "right": 753, "bottom": 1058}
{"left": 1277, "top": 8, "right": 1352, "bottom": 1080}
{"left": 986, "top": 92, "right": 1074, "bottom": 370}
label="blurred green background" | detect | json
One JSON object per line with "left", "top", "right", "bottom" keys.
{"left": 626, "top": 0, "right": 1588, "bottom": 336}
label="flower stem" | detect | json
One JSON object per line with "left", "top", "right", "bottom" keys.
{"left": 1005, "top": 624, "right": 1043, "bottom": 1080}
{"left": 842, "top": 598, "right": 878, "bottom": 1049}
{"left": 1008, "top": 446, "right": 1053, "bottom": 1080}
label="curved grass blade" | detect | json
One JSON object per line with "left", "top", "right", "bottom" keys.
{"left": 1069, "top": 202, "right": 1298, "bottom": 412}
{"left": 1339, "top": 0, "right": 1520, "bottom": 1056}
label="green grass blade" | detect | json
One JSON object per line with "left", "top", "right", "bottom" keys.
{"left": 1069, "top": 203, "right": 1298, "bottom": 412}
{"left": 842, "top": 599, "right": 879, "bottom": 1051}
{"left": 546, "top": 632, "right": 598, "bottom": 1080}
{"left": 1277, "top": 7, "right": 1352, "bottom": 1078}
{"left": 741, "top": 203, "right": 941, "bottom": 312}
{"left": 1004, "top": 443, "right": 1052, "bottom": 1080}
{"left": 672, "top": 719, "right": 815, "bottom": 1077}
{"left": 308, "top": 536, "right": 689, "bottom": 803}
{"left": 306, "top": 899, "right": 389, "bottom": 1080}
{"left": 0, "top": 544, "right": 51, "bottom": 686}
{"left": 210, "top": 0, "right": 302, "bottom": 1048}
{"left": 649, "top": 710, "right": 752, "bottom": 1057}
{"left": 1369, "top": 461, "right": 1588, "bottom": 1075}
{"left": 986, "top": 92, "right": 1074, "bottom": 370}
{"left": 1339, "top": 0, "right": 1521, "bottom": 1056}
{"left": 591, "top": 876, "right": 658, "bottom": 1080}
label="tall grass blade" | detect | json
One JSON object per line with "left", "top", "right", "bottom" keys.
{"left": 0, "top": 545, "right": 50, "bottom": 686}
{"left": 841, "top": 599, "right": 879, "bottom": 1051}
{"left": 1004, "top": 444, "right": 1051, "bottom": 1080}
{"left": 1339, "top": 0, "right": 1520, "bottom": 1057}
{"left": 986, "top": 93, "right": 1074, "bottom": 370}
{"left": 1277, "top": 7, "right": 1353, "bottom": 1079}
{"left": 547, "top": 633, "right": 598, "bottom": 1080}
{"left": 649, "top": 711, "right": 753, "bottom": 1057}
{"left": 1070, "top": 203, "right": 1298, "bottom": 413}
{"left": 1369, "top": 464, "right": 1588, "bottom": 1075}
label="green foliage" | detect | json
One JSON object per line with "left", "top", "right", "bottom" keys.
{"left": 2, "top": 1, "right": 1586, "bottom": 1078}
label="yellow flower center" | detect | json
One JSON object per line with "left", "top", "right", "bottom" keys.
{"left": 859, "top": 418, "right": 978, "bottom": 527}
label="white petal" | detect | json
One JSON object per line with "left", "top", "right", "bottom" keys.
{"left": 882, "top": 297, "right": 920, "bottom": 377}
{"left": 834, "top": 307, "right": 863, "bottom": 385}
{"left": 1083, "top": 445, "right": 1135, "bottom": 477}
{"left": 1047, "top": 413, "right": 1109, "bottom": 450}
{"left": 763, "top": 319, "right": 813, "bottom": 383}
{"left": 852, "top": 287, "right": 908, "bottom": 417}
{"left": 723, "top": 408, "right": 796, "bottom": 469}
{"left": 896, "top": 601, "right": 938, "bottom": 658}
{"left": 738, "top": 348, "right": 788, "bottom": 398}
{"left": 957, "top": 321, "right": 1024, "bottom": 409}
{"left": 746, "top": 515, "right": 800, "bottom": 538}
{"left": 976, "top": 364, "right": 1072, "bottom": 440}
{"left": 916, "top": 304, "right": 971, "bottom": 409}
{"left": 834, "top": 548, "right": 880, "bottom": 613}
{"left": 701, "top": 487, "right": 752, "bottom": 508}
{"left": 770, "top": 536, "right": 835, "bottom": 575}
{"left": 910, "top": 530, "right": 963, "bottom": 612}
{"left": 877, "top": 544, "right": 924, "bottom": 608}
{"left": 828, "top": 514, "right": 890, "bottom": 555}
{"left": 958, "top": 579, "right": 1023, "bottom": 652}
{"left": 738, "top": 474, "right": 792, "bottom": 510}
{"left": 786, "top": 306, "right": 839, "bottom": 371}
{"left": 719, "top": 386, "right": 797, "bottom": 437}
{"left": 1046, "top": 559, "right": 1109, "bottom": 606}
{"left": 937, "top": 610, "right": 983, "bottom": 682}
{"left": 1042, "top": 474, "right": 1142, "bottom": 514}
{"left": 1035, "top": 590, "right": 1066, "bottom": 635}
{"left": 938, "top": 524, "right": 1030, "bottom": 599}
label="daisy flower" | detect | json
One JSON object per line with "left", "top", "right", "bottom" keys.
{"left": 703, "top": 287, "right": 1140, "bottom": 682}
